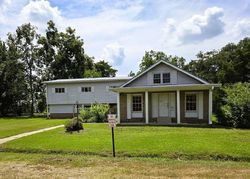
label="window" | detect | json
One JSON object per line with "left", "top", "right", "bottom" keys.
{"left": 153, "top": 73, "right": 161, "bottom": 83}
{"left": 132, "top": 95, "right": 142, "bottom": 112}
{"left": 186, "top": 94, "right": 197, "bottom": 111}
{"left": 163, "top": 73, "right": 170, "bottom": 83}
{"left": 55, "top": 88, "right": 65, "bottom": 93}
{"left": 81, "top": 87, "right": 92, "bottom": 92}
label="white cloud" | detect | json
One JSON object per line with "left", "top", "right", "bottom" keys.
{"left": 234, "top": 19, "right": 250, "bottom": 36}
{"left": 20, "top": 0, "right": 62, "bottom": 31}
{"left": 101, "top": 42, "right": 125, "bottom": 66}
{"left": 164, "top": 7, "right": 225, "bottom": 44}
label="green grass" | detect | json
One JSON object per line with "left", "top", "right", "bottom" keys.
{"left": 0, "top": 117, "right": 67, "bottom": 138}
{"left": 1, "top": 123, "right": 250, "bottom": 161}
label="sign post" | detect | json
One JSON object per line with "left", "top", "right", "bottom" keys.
{"left": 108, "top": 114, "right": 116, "bottom": 157}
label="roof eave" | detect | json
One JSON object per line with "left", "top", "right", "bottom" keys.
{"left": 112, "top": 84, "right": 221, "bottom": 93}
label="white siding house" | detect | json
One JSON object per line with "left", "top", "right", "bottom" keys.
{"left": 44, "top": 77, "right": 131, "bottom": 118}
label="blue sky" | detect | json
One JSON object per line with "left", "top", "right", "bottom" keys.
{"left": 0, "top": 0, "right": 250, "bottom": 75}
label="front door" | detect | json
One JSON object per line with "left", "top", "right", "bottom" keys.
{"left": 159, "top": 93, "right": 169, "bottom": 117}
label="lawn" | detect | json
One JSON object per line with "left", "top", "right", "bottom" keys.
{"left": 0, "top": 117, "right": 67, "bottom": 138}
{"left": 1, "top": 123, "right": 250, "bottom": 161}
{"left": 0, "top": 152, "right": 250, "bottom": 178}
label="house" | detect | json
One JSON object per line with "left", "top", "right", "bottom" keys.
{"left": 43, "top": 77, "right": 131, "bottom": 118}
{"left": 112, "top": 60, "right": 220, "bottom": 124}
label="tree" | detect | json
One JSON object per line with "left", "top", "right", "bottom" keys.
{"left": 185, "top": 38, "right": 250, "bottom": 84}
{"left": 83, "top": 69, "right": 102, "bottom": 78}
{"left": 94, "top": 60, "right": 117, "bottom": 77}
{"left": 38, "top": 21, "right": 92, "bottom": 80}
{"left": 0, "top": 37, "right": 27, "bottom": 116}
{"left": 138, "top": 50, "right": 186, "bottom": 73}
{"left": 220, "top": 83, "right": 250, "bottom": 128}
{"left": 15, "top": 23, "right": 39, "bottom": 116}
{"left": 128, "top": 71, "right": 135, "bottom": 77}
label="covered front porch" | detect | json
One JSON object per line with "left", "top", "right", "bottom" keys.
{"left": 114, "top": 84, "right": 216, "bottom": 125}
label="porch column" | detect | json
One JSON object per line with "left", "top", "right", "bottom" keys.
{"left": 145, "top": 91, "right": 149, "bottom": 124}
{"left": 208, "top": 89, "right": 213, "bottom": 125}
{"left": 176, "top": 90, "right": 180, "bottom": 124}
{"left": 117, "top": 92, "right": 120, "bottom": 124}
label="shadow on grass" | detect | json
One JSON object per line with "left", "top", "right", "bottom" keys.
{"left": 1, "top": 148, "right": 249, "bottom": 162}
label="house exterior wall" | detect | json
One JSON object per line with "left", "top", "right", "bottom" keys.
{"left": 46, "top": 79, "right": 128, "bottom": 118}
{"left": 180, "top": 90, "right": 209, "bottom": 124}
{"left": 119, "top": 90, "right": 209, "bottom": 124}
{"left": 47, "top": 81, "right": 126, "bottom": 105}
{"left": 126, "top": 63, "right": 202, "bottom": 87}
{"left": 120, "top": 92, "right": 145, "bottom": 123}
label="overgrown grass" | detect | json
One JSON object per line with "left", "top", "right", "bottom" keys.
{"left": 1, "top": 124, "right": 249, "bottom": 161}
{"left": 0, "top": 117, "right": 67, "bottom": 138}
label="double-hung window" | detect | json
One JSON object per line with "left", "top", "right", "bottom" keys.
{"left": 163, "top": 73, "right": 170, "bottom": 83}
{"left": 186, "top": 94, "right": 197, "bottom": 111}
{"left": 55, "top": 88, "right": 65, "bottom": 93}
{"left": 153, "top": 73, "right": 161, "bottom": 84}
{"left": 132, "top": 95, "right": 142, "bottom": 112}
{"left": 81, "top": 87, "right": 92, "bottom": 92}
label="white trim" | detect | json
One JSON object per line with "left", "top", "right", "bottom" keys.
{"left": 113, "top": 84, "right": 220, "bottom": 93}
{"left": 184, "top": 92, "right": 198, "bottom": 118}
{"left": 117, "top": 93, "right": 120, "bottom": 123}
{"left": 121, "top": 60, "right": 208, "bottom": 87}
{"left": 127, "top": 94, "right": 132, "bottom": 119}
{"left": 131, "top": 94, "right": 143, "bottom": 112}
{"left": 198, "top": 92, "right": 203, "bottom": 119}
{"left": 145, "top": 91, "right": 149, "bottom": 124}
{"left": 209, "top": 90, "right": 213, "bottom": 124}
{"left": 176, "top": 90, "right": 180, "bottom": 124}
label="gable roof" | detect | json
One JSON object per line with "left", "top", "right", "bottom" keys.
{"left": 121, "top": 60, "right": 208, "bottom": 87}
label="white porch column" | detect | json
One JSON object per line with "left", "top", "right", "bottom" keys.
{"left": 176, "top": 90, "right": 180, "bottom": 124}
{"left": 117, "top": 92, "right": 120, "bottom": 124}
{"left": 208, "top": 89, "right": 213, "bottom": 125}
{"left": 145, "top": 91, "right": 149, "bottom": 124}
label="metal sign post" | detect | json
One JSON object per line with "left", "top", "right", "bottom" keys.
{"left": 108, "top": 114, "right": 116, "bottom": 157}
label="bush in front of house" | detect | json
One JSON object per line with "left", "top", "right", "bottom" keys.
{"left": 65, "top": 117, "right": 84, "bottom": 133}
{"left": 220, "top": 82, "right": 250, "bottom": 128}
{"left": 80, "top": 103, "right": 110, "bottom": 123}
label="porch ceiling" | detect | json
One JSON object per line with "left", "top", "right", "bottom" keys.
{"left": 112, "top": 84, "right": 220, "bottom": 93}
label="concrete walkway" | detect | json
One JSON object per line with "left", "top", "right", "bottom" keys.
{"left": 0, "top": 125, "right": 64, "bottom": 145}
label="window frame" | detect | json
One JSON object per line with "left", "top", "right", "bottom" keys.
{"left": 132, "top": 94, "right": 143, "bottom": 112}
{"left": 81, "top": 87, "right": 92, "bottom": 93}
{"left": 162, "top": 73, "right": 170, "bottom": 83}
{"left": 185, "top": 93, "right": 197, "bottom": 112}
{"left": 55, "top": 88, "right": 65, "bottom": 93}
{"left": 153, "top": 73, "right": 161, "bottom": 84}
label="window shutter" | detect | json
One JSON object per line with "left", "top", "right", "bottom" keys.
{"left": 91, "top": 86, "right": 94, "bottom": 92}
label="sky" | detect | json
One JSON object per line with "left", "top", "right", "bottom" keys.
{"left": 0, "top": 0, "right": 250, "bottom": 75}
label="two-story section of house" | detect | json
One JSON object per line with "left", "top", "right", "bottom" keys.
{"left": 43, "top": 77, "right": 131, "bottom": 118}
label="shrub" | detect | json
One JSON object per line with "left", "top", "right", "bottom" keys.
{"left": 80, "top": 103, "right": 110, "bottom": 123}
{"left": 220, "top": 83, "right": 250, "bottom": 128}
{"left": 65, "top": 117, "right": 84, "bottom": 133}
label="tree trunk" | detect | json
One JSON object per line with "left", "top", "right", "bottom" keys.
{"left": 29, "top": 66, "right": 34, "bottom": 117}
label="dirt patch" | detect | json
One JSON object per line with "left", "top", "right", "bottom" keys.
{"left": 0, "top": 160, "right": 250, "bottom": 179}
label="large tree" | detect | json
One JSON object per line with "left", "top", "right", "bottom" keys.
{"left": 15, "top": 23, "right": 39, "bottom": 116}
{"left": 0, "top": 37, "right": 27, "bottom": 116}
{"left": 185, "top": 38, "right": 250, "bottom": 84}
